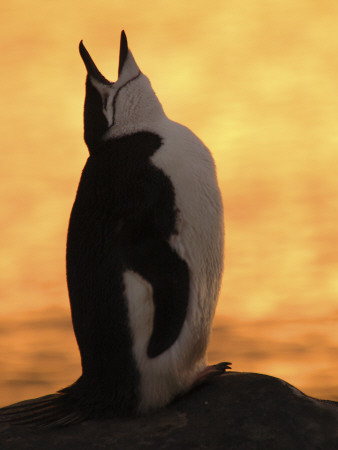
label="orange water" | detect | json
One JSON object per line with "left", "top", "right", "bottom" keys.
{"left": 0, "top": 1, "right": 337, "bottom": 406}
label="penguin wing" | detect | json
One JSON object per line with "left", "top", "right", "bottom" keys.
{"left": 124, "top": 233, "right": 189, "bottom": 358}
{"left": 122, "top": 177, "right": 190, "bottom": 358}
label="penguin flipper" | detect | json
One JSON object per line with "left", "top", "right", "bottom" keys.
{"left": 0, "top": 392, "right": 87, "bottom": 428}
{"left": 147, "top": 248, "right": 190, "bottom": 358}
{"left": 125, "top": 237, "right": 190, "bottom": 358}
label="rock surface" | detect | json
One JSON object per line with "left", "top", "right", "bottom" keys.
{"left": 0, "top": 372, "right": 337, "bottom": 450}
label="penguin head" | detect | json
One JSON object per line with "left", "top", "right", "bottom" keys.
{"left": 79, "top": 31, "right": 164, "bottom": 153}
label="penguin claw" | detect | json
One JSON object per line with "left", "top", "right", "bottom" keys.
{"left": 212, "top": 362, "right": 232, "bottom": 372}
{"left": 190, "top": 361, "right": 232, "bottom": 390}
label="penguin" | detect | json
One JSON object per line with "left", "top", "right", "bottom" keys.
{"left": 0, "top": 31, "right": 230, "bottom": 427}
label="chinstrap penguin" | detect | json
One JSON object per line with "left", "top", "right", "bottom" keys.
{"left": 0, "top": 31, "right": 230, "bottom": 427}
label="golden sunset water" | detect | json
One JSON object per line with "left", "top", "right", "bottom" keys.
{"left": 0, "top": 1, "right": 337, "bottom": 406}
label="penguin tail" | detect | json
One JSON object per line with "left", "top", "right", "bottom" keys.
{"left": 0, "top": 391, "right": 87, "bottom": 428}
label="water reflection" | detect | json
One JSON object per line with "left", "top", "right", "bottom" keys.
{"left": 0, "top": 308, "right": 337, "bottom": 407}
{"left": 209, "top": 315, "right": 338, "bottom": 401}
{"left": 0, "top": 308, "right": 80, "bottom": 406}
{"left": 1, "top": 0, "right": 337, "bottom": 408}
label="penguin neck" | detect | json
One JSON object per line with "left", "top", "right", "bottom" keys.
{"left": 104, "top": 74, "right": 166, "bottom": 139}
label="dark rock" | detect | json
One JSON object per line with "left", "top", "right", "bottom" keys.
{"left": 0, "top": 372, "right": 337, "bottom": 450}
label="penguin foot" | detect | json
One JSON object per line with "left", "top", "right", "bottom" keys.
{"left": 192, "top": 362, "right": 232, "bottom": 389}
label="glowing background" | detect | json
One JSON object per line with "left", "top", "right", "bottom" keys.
{"left": 0, "top": 0, "right": 337, "bottom": 405}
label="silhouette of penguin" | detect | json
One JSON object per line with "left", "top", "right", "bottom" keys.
{"left": 0, "top": 31, "right": 229, "bottom": 426}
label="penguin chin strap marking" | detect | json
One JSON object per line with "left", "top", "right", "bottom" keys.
{"left": 90, "top": 71, "right": 142, "bottom": 128}
{"left": 111, "top": 71, "right": 142, "bottom": 127}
